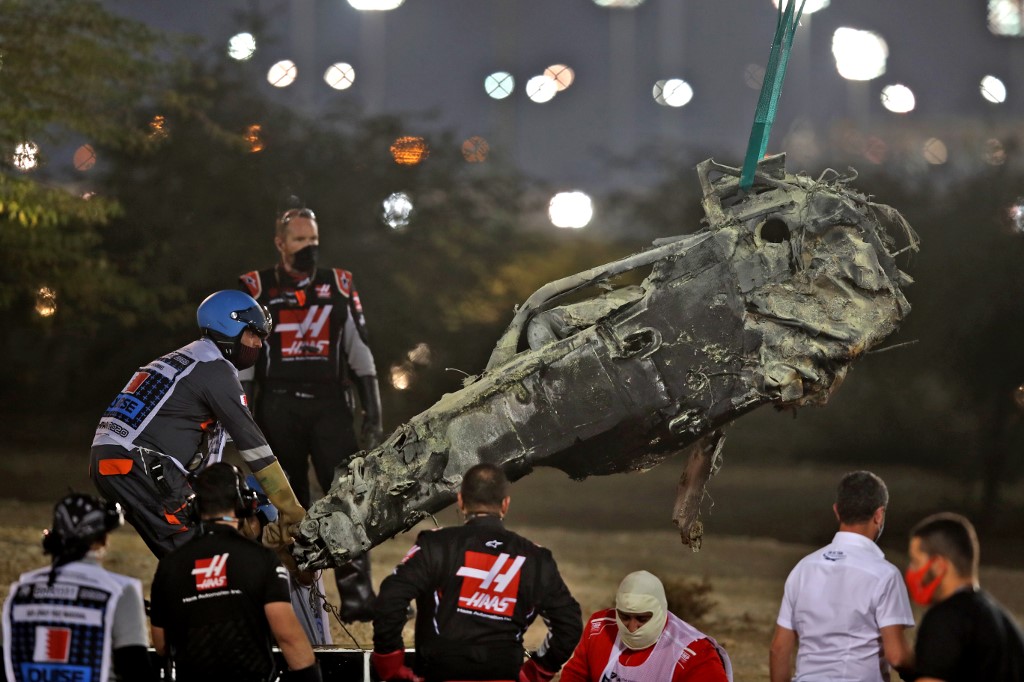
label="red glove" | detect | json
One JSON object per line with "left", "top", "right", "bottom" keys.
{"left": 519, "top": 658, "right": 556, "bottom": 682}
{"left": 371, "top": 650, "right": 422, "bottom": 682}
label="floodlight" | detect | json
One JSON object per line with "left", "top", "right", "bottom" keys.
{"left": 832, "top": 28, "right": 887, "bottom": 81}
{"left": 880, "top": 84, "right": 915, "bottom": 114}
{"left": 980, "top": 75, "right": 1007, "bottom": 104}
{"left": 549, "top": 191, "right": 594, "bottom": 229}
{"left": 228, "top": 33, "right": 256, "bottom": 61}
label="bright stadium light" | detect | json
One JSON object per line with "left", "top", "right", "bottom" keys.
{"left": 227, "top": 32, "right": 256, "bottom": 61}
{"left": 526, "top": 75, "right": 558, "bottom": 103}
{"left": 484, "top": 71, "right": 515, "bottom": 100}
{"left": 980, "top": 75, "right": 1007, "bottom": 104}
{"left": 832, "top": 28, "right": 888, "bottom": 81}
{"left": 772, "top": 0, "right": 829, "bottom": 13}
{"left": 13, "top": 141, "right": 39, "bottom": 171}
{"left": 880, "top": 84, "right": 915, "bottom": 114}
{"left": 544, "top": 64, "right": 575, "bottom": 91}
{"left": 35, "top": 287, "right": 57, "bottom": 317}
{"left": 324, "top": 63, "right": 356, "bottom": 90}
{"left": 1009, "top": 200, "right": 1024, "bottom": 234}
{"left": 653, "top": 78, "right": 693, "bottom": 107}
{"left": 390, "top": 363, "right": 412, "bottom": 390}
{"left": 549, "top": 191, "right": 594, "bottom": 229}
{"left": 989, "top": 0, "right": 1024, "bottom": 36}
{"left": 267, "top": 60, "right": 297, "bottom": 88}
{"left": 592, "top": 0, "right": 645, "bottom": 7}
{"left": 348, "top": 0, "right": 404, "bottom": 9}
{"left": 382, "top": 192, "right": 414, "bottom": 230}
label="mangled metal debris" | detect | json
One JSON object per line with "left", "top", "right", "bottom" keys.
{"left": 293, "top": 155, "right": 918, "bottom": 569}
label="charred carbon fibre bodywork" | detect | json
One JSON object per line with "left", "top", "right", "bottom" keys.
{"left": 294, "top": 156, "right": 918, "bottom": 569}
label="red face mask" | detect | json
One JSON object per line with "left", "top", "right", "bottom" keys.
{"left": 905, "top": 557, "right": 943, "bottom": 606}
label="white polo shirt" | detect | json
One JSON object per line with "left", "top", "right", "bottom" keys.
{"left": 777, "top": 531, "right": 915, "bottom": 682}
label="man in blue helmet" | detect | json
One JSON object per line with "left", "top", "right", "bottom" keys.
{"left": 90, "top": 290, "right": 306, "bottom": 560}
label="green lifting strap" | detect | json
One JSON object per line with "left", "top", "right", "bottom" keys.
{"left": 739, "top": 0, "right": 807, "bottom": 190}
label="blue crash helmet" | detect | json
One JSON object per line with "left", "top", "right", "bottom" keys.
{"left": 197, "top": 290, "right": 272, "bottom": 340}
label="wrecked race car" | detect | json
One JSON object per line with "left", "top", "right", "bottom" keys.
{"left": 293, "top": 154, "right": 918, "bottom": 570}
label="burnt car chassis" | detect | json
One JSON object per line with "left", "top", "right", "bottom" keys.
{"left": 294, "top": 155, "right": 918, "bottom": 570}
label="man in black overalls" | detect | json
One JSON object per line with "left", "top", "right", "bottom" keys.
{"left": 239, "top": 205, "right": 383, "bottom": 622}
{"left": 150, "top": 463, "right": 321, "bottom": 682}
{"left": 372, "top": 463, "right": 582, "bottom": 682}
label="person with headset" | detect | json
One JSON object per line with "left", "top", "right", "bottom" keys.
{"left": 150, "top": 462, "right": 321, "bottom": 682}
{"left": 239, "top": 204, "right": 382, "bottom": 622}
{"left": 246, "top": 474, "right": 333, "bottom": 646}
{"left": 2, "top": 493, "right": 153, "bottom": 682}
{"left": 90, "top": 290, "right": 307, "bottom": 560}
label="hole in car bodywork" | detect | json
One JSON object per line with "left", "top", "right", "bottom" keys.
{"left": 758, "top": 217, "right": 790, "bottom": 244}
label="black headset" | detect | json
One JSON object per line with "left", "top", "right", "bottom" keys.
{"left": 229, "top": 463, "right": 261, "bottom": 519}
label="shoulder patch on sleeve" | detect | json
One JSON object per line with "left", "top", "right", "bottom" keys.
{"left": 400, "top": 545, "right": 421, "bottom": 564}
{"left": 240, "top": 270, "right": 262, "bottom": 298}
{"left": 333, "top": 268, "right": 352, "bottom": 298}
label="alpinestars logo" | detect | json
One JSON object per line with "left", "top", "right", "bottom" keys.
{"left": 455, "top": 551, "right": 524, "bottom": 618}
{"left": 192, "top": 553, "right": 230, "bottom": 591}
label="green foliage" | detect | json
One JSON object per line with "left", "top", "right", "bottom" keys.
{"left": 0, "top": 0, "right": 168, "bottom": 151}
{"left": 0, "top": 0, "right": 185, "bottom": 326}
{"left": 0, "top": 30, "right": 641, "bottom": 432}
{"left": 0, "top": 1, "right": 221, "bottom": 425}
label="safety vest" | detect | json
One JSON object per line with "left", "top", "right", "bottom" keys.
{"left": 2, "top": 561, "right": 133, "bottom": 682}
{"left": 92, "top": 338, "right": 228, "bottom": 465}
{"left": 599, "top": 612, "right": 734, "bottom": 682}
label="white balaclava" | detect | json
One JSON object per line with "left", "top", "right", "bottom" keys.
{"left": 614, "top": 570, "right": 668, "bottom": 650}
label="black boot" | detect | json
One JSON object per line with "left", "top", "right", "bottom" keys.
{"left": 336, "top": 553, "right": 375, "bottom": 623}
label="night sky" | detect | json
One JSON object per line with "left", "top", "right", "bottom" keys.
{"left": 105, "top": 1, "right": 1024, "bottom": 187}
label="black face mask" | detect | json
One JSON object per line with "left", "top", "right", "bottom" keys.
{"left": 233, "top": 342, "right": 260, "bottom": 371}
{"left": 292, "top": 245, "right": 318, "bottom": 275}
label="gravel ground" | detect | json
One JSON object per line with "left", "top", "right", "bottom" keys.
{"left": 2, "top": 453, "right": 1022, "bottom": 680}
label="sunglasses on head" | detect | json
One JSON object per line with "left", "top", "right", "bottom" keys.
{"left": 279, "top": 208, "right": 316, "bottom": 226}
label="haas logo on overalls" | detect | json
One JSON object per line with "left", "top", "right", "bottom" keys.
{"left": 455, "top": 551, "right": 524, "bottom": 617}
{"left": 192, "top": 553, "right": 230, "bottom": 591}
{"left": 276, "top": 306, "right": 333, "bottom": 357}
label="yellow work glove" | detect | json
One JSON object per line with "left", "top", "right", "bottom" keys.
{"left": 252, "top": 460, "right": 306, "bottom": 541}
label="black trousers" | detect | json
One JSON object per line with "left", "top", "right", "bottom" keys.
{"left": 256, "top": 389, "right": 375, "bottom": 620}
{"left": 256, "top": 390, "right": 358, "bottom": 508}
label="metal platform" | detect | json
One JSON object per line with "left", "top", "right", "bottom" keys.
{"left": 148, "top": 647, "right": 410, "bottom": 681}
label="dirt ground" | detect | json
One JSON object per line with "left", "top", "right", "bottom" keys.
{"left": 1, "top": 449, "right": 1023, "bottom": 681}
